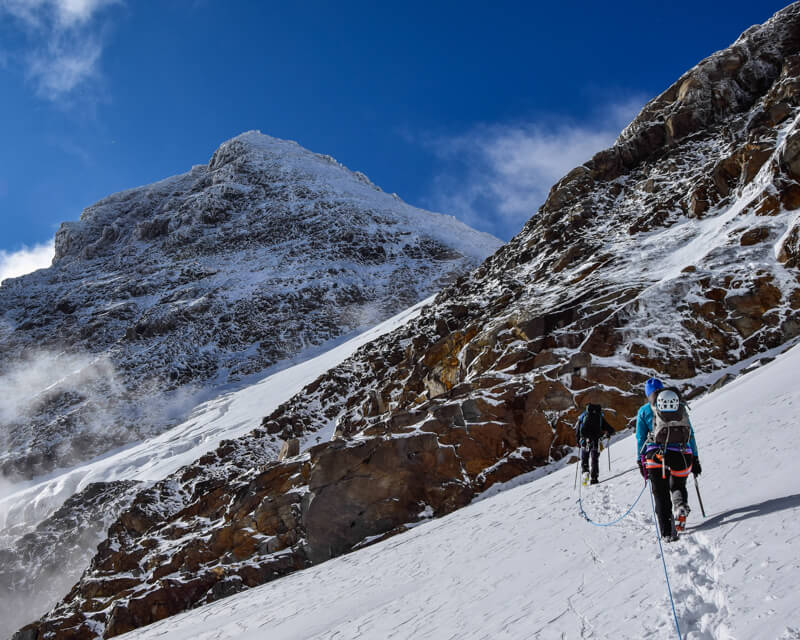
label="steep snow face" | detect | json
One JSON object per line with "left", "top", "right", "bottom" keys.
{"left": 114, "top": 341, "right": 800, "bottom": 640}
{"left": 0, "top": 131, "right": 501, "bottom": 480}
{"left": 0, "top": 298, "right": 431, "bottom": 640}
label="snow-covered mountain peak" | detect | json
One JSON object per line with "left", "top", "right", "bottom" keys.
{"left": 51, "top": 130, "right": 497, "bottom": 267}
{"left": 211, "top": 130, "right": 375, "bottom": 187}
{"left": 1, "top": 130, "right": 501, "bottom": 482}
{"left": 0, "top": 127, "right": 501, "bottom": 636}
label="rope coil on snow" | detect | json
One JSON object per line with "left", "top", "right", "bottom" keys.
{"left": 575, "top": 469, "right": 683, "bottom": 638}
{"left": 576, "top": 474, "right": 648, "bottom": 527}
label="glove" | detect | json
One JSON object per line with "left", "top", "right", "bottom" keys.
{"left": 637, "top": 458, "right": 645, "bottom": 478}
{"left": 693, "top": 458, "right": 702, "bottom": 476}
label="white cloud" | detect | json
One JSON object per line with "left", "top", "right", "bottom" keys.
{"left": 0, "top": 0, "right": 118, "bottom": 100}
{"left": 53, "top": 0, "right": 117, "bottom": 26}
{"left": 0, "top": 0, "right": 116, "bottom": 28}
{"left": 28, "top": 33, "right": 102, "bottom": 97}
{"left": 0, "top": 349, "right": 115, "bottom": 423}
{"left": 0, "top": 239, "right": 55, "bottom": 282}
{"left": 425, "top": 98, "right": 646, "bottom": 239}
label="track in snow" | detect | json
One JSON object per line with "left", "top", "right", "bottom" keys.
{"left": 120, "top": 343, "right": 800, "bottom": 640}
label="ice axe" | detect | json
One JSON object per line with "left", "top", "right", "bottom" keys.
{"left": 693, "top": 474, "right": 706, "bottom": 517}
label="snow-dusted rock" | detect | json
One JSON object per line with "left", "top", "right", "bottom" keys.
{"left": 0, "top": 132, "right": 501, "bottom": 481}
{"left": 0, "top": 481, "right": 140, "bottom": 640}
{"left": 12, "top": 4, "right": 800, "bottom": 639}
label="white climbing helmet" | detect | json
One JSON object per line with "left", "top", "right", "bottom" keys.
{"left": 656, "top": 389, "right": 680, "bottom": 413}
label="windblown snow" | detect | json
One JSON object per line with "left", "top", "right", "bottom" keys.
{"left": 118, "top": 342, "right": 800, "bottom": 640}
{"left": 0, "top": 129, "right": 502, "bottom": 482}
{"left": 0, "top": 298, "right": 431, "bottom": 539}
{"left": 0, "top": 299, "right": 436, "bottom": 640}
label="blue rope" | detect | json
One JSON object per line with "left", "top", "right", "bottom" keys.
{"left": 576, "top": 470, "right": 683, "bottom": 638}
{"left": 577, "top": 479, "right": 648, "bottom": 527}
{"left": 648, "top": 484, "right": 683, "bottom": 639}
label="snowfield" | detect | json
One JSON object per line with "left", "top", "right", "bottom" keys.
{"left": 118, "top": 342, "right": 800, "bottom": 640}
{"left": 0, "top": 297, "right": 432, "bottom": 540}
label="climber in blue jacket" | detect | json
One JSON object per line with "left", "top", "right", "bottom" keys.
{"left": 635, "top": 377, "right": 702, "bottom": 540}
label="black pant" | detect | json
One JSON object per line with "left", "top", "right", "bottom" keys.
{"left": 646, "top": 449, "right": 692, "bottom": 537}
{"left": 581, "top": 439, "right": 601, "bottom": 480}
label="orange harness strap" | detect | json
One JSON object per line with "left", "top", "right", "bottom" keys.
{"left": 644, "top": 456, "right": 692, "bottom": 478}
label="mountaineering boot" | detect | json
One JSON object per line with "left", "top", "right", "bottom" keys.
{"left": 663, "top": 523, "right": 679, "bottom": 542}
{"left": 674, "top": 504, "right": 690, "bottom": 533}
{"left": 590, "top": 476, "right": 599, "bottom": 485}
{"left": 582, "top": 471, "right": 590, "bottom": 486}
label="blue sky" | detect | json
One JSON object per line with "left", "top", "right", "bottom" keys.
{"left": 0, "top": 0, "right": 792, "bottom": 278}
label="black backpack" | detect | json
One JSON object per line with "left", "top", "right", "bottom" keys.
{"left": 650, "top": 388, "right": 692, "bottom": 444}
{"left": 581, "top": 404, "right": 604, "bottom": 439}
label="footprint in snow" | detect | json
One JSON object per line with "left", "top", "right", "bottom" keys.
{"left": 662, "top": 531, "right": 730, "bottom": 639}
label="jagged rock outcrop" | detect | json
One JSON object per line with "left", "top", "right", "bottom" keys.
{"left": 14, "top": 4, "right": 800, "bottom": 639}
{"left": 0, "top": 132, "right": 500, "bottom": 481}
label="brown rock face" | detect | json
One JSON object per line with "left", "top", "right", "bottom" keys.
{"left": 304, "top": 434, "right": 471, "bottom": 562}
{"left": 15, "top": 4, "right": 800, "bottom": 639}
{"left": 778, "top": 221, "right": 800, "bottom": 266}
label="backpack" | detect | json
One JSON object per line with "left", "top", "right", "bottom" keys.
{"left": 580, "top": 404, "right": 604, "bottom": 439}
{"left": 650, "top": 388, "right": 692, "bottom": 445}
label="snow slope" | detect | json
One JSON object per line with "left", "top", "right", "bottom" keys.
{"left": 119, "top": 343, "right": 800, "bottom": 640}
{"left": 0, "top": 297, "right": 431, "bottom": 540}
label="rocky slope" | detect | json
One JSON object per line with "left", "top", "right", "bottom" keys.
{"left": 14, "top": 3, "right": 800, "bottom": 639}
{"left": 0, "top": 132, "right": 500, "bottom": 481}
{"left": 0, "top": 301, "right": 430, "bottom": 640}
{"left": 0, "top": 481, "right": 141, "bottom": 640}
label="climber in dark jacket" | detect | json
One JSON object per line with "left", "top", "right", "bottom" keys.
{"left": 574, "top": 403, "right": 615, "bottom": 484}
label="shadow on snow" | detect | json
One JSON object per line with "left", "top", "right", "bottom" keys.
{"left": 689, "top": 493, "right": 800, "bottom": 532}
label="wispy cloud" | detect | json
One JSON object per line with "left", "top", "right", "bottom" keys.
{"left": 423, "top": 98, "right": 646, "bottom": 240}
{"left": 0, "top": 239, "right": 55, "bottom": 282}
{"left": 0, "top": 348, "right": 117, "bottom": 424}
{"left": 0, "top": 0, "right": 119, "bottom": 101}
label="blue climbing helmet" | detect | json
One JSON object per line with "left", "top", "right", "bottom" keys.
{"left": 644, "top": 377, "right": 664, "bottom": 397}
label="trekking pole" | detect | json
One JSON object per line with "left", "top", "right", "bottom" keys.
{"left": 574, "top": 445, "right": 582, "bottom": 489}
{"left": 693, "top": 475, "right": 706, "bottom": 517}
{"left": 607, "top": 436, "right": 611, "bottom": 472}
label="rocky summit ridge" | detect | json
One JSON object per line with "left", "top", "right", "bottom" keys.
{"left": 0, "top": 131, "right": 500, "bottom": 481}
{"left": 12, "top": 3, "right": 800, "bottom": 639}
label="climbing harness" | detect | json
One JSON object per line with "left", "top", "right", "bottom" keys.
{"left": 642, "top": 443, "right": 693, "bottom": 479}
{"left": 643, "top": 454, "right": 693, "bottom": 478}
{"left": 649, "top": 487, "right": 683, "bottom": 640}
